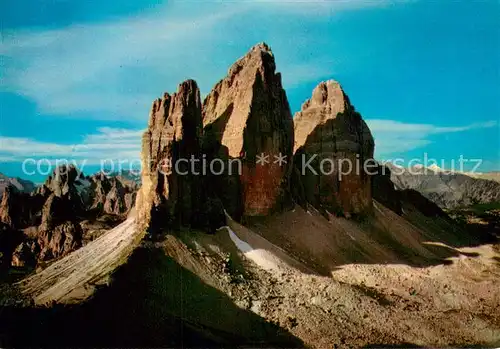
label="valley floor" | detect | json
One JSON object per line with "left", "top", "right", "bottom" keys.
{"left": 2, "top": 205, "right": 500, "bottom": 348}
{"left": 168, "top": 222, "right": 500, "bottom": 348}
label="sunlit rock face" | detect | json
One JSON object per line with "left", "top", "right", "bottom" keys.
{"left": 138, "top": 79, "right": 214, "bottom": 232}
{"left": 292, "top": 80, "right": 375, "bottom": 216}
{"left": 202, "top": 43, "right": 294, "bottom": 218}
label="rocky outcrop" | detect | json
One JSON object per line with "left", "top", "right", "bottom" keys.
{"left": 202, "top": 43, "right": 294, "bottom": 218}
{"left": 138, "top": 80, "right": 206, "bottom": 232}
{"left": 0, "top": 187, "right": 43, "bottom": 228}
{"left": 36, "top": 165, "right": 84, "bottom": 211}
{"left": 0, "top": 187, "right": 15, "bottom": 227}
{"left": 38, "top": 221, "right": 82, "bottom": 261}
{"left": 0, "top": 172, "right": 36, "bottom": 197}
{"left": 292, "top": 80, "right": 374, "bottom": 216}
{"left": 138, "top": 44, "right": 294, "bottom": 232}
{"left": 30, "top": 193, "right": 81, "bottom": 261}
{"left": 0, "top": 166, "right": 138, "bottom": 268}
{"left": 138, "top": 43, "right": 382, "bottom": 232}
{"left": 88, "top": 173, "right": 137, "bottom": 216}
{"left": 11, "top": 241, "right": 38, "bottom": 267}
{"left": 0, "top": 173, "right": 36, "bottom": 197}
{"left": 0, "top": 222, "right": 22, "bottom": 272}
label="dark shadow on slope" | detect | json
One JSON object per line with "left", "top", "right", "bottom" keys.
{"left": 362, "top": 344, "right": 424, "bottom": 348}
{"left": 363, "top": 343, "right": 427, "bottom": 349}
{"left": 374, "top": 165, "right": 499, "bottom": 248}
{"left": 363, "top": 342, "right": 500, "bottom": 348}
{"left": 244, "top": 198, "right": 497, "bottom": 277}
{"left": 202, "top": 104, "right": 244, "bottom": 222}
{"left": 0, "top": 246, "right": 303, "bottom": 348}
{"left": 372, "top": 168, "right": 498, "bottom": 256}
{"left": 266, "top": 155, "right": 499, "bottom": 276}
{"left": 349, "top": 283, "right": 393, "bottom": 306}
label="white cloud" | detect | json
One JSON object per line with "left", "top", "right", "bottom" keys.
{"left": 0, "top": 127, "right": 143, "bottom": 166}
{"left": 1, "top": 1, "right": 402, "bottom": 121}
{"left": 1, "top": 3, "right": 246, "bottom": 120}
{"left": 366, "top": 119, "right": 498, "bottom": 156}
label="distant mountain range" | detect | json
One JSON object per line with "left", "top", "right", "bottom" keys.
{"left": 0, "top": 166, "right": 139, "bottom": 268}
{"left": 385, "top": 164, "right": 500, "bottom": 209}
{"left": 467, "top": 171, "right": 500, "bottom": 183}
{"left": 1, "top": 42, "right": 499, "bottom": 348}
{"left": 0, "top": 173, "right": 36, "bottom": 196}
{"left": 2, "top": 164, "right": 498, "bottom": 213}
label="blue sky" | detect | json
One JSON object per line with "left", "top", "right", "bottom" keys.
{"left": 1, "top": 0, "right": 499, "bottom": 181}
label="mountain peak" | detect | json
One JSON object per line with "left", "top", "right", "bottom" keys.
{"left": 301, "top": 79, "right": 348, "bottom": 112}
{"left": 250, "top": 42, "right": 273, "bottom": 55}
{"left": 226, "top": 42, "right": 276, "bottom": 80}
{"left": 428, "top": 164, "right": 443, "bottom": 172}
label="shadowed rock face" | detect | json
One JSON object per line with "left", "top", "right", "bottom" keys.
{"left": 372, "top": 164, "right": 403, "bottom": 215}
{"left": 0, "top": 187, "right": 45, "bottom": 230}
{"left": 292, "top": 80, "right": 375, "bottom": 216}
{"left": 0, "top": 222, "right": 23, "bottom": 271}
{"left": 0, "top": 166, "right": 137, "bottom": 267}
{"left": 0, "top": 168, "right": 84, "bottom": 265}
{"left": 0, "top": 187, "right": 17, "bottom": 228}
{"left": 138, "top": 80, "right": 206, "bottom": 232}
{"left": 88, "top": 173, "right": 137, "bottom": 216}
{"left": 137, "top": 43, "right": 382, "bottom": 232}
{"left": 203, "top": 43, "right": 294, "bottom": 218}
{"left": 0, "top": 172, "right": 35, "bottom": 197}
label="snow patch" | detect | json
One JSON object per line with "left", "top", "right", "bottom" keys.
{"left": 225, "top": 226, "right": 281, "bottom": 272}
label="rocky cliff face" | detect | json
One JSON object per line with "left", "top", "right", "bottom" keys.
{"left": 0, "top": 186, "right": 43, "bottom": 229}
{"left": 203, "top": 43, "right": 294, "bottom": 218}
{"left": 138, "top": 43, "right": 379, "bottom": 233}
{"left": 138, "top": 80, "right": 206, "bottom": 232}
{"left": 0, "top": 166, "right": 138, "bottom": 268}
{"left": 0, "top": 222, "right": 22, "bottom": 272}
{"left": 0, "top": 172, "right": 36, "bottom": 197}
{"left": 138, "top": 44, "right": 294, "bottom": 232}
{"left": 292, "top": 80, "right": 374, "bottom": 216}
{"left": 88, "top": 173, "right": 137, "bottom": 216}
{"left": 371, "top": 164, "right": 402, "bottom": 215}
{"left": 35, "top": 193, "right": 83, "bottom": 261}
{"left": 0, "top": 168, "right": 82, "bottom": 265}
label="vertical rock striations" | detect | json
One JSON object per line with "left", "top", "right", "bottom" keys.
{"left": 137, "top": 43, "right": 379, "bottom": 233}
{"left": 1, "top": 165, "right": 138, "bottom": 267}
{"left": 138, "top": 80, "right": 205, "bottom": 232}
{"left": 88, "top": 173, "right": 137, "bottom": 216}
{"left": 202, "top": 43, "right": 294, "bottom": 218}
{"left": 292, "top": 80, "right": 375, "bottom": 216}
